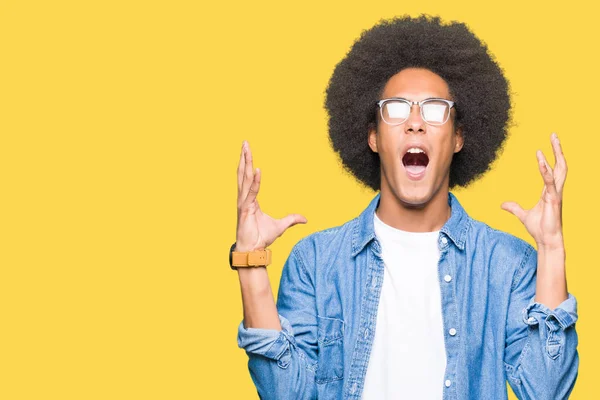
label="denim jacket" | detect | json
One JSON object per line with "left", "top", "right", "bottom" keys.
{"left": 237, "top": 192, "right": 579, "bottom": 399}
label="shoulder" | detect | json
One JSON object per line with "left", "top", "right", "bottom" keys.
{"left": 466, "top": 217, "right": 537, "bottom": 279}
{"left": 467, "top": 217, "right": 535, "bottom": 255}
{"left": 294, "top": 217, "right": 356, "bottom": 251}
{"left": 290, "top": 217, "right": 358, "bottom": 268}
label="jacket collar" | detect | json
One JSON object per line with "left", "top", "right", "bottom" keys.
{"left": 351, "top": 191, "right": 470, "bottom": 257}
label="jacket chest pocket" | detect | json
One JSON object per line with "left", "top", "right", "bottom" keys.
{"left": 316, "top": 316, "right": 345, "bottom": 384}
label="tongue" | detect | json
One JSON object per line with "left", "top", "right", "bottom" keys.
{"left": 405, "top": 165, "right": 426, "bottom": 175}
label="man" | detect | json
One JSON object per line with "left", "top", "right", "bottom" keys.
{"left": 231, "top": 15, "right": 578, "bottom": 399}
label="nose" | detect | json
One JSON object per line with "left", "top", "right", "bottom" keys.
{"left": 404, "top": 103, "right": 425, "bottom": 133}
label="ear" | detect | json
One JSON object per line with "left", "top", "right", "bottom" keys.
{"left": 454, "top": 126, "right": 464, "bottom": 153}
{"left": 368, "top": 126, "right": 378, "bottom": 153}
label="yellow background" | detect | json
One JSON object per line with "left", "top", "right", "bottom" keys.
{"left": 1, "top": 0, "right": 597, "bottom": 398}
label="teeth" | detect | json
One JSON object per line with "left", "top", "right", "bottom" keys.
{"left": 407, "top": 147, "right": 425, "bottom": 154}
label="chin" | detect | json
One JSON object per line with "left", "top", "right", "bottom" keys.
{"left": 394, "top": 184, "right": 434, "bottom": 209}
{"left": 380, "top": 162, "right": 446, "bottom": 209}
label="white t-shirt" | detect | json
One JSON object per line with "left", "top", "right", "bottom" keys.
{"left": 361, "top": 211, "right": 446, "bottom": 399}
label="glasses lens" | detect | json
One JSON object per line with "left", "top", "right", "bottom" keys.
{"left": 382, "top": 100, "right": 410, "bottom": 124}
{"left": 422, "top": 100, "right": 450, "bottom": 125}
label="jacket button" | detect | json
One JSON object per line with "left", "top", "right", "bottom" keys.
{"left": 445, "top": 379, "right": 452, "bottom": 387}
{"left": 444, "top": 275, "right": 452, "bottom": 282}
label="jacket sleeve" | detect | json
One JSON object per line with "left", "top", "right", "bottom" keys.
{"left": 504, "top": 244, "right": 579, "bottom": 399}
{"left": 237, "top": 242, "right": 318, "bottom": 399}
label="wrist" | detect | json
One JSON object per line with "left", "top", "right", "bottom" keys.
{"left": 234, "top": 241, "right": 264, "bottom": 253}
{"left": 537, "top": 235, "right": 564, "bottom": 252}
{"left": 234, "top": 245, "right": 260, "bottom": 252}
{"left": 230, "top": 241, "right": 271, "bottom": 270}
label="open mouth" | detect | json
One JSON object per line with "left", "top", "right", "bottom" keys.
{"left": 402, "top": 147, "right": 429, "bottom": 180}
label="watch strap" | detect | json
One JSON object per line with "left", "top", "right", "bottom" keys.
{"left": 232, "top": 248, "right": 271, "bottom": 267}
{"left": 229, "top": 242, "right": 271, "bottom": 269}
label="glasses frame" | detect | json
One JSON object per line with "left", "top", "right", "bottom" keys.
{"left": 376, "top": 97, "right": 456, "bottom": 126}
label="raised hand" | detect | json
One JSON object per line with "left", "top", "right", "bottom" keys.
{"left": 236, "top": 141, "right": 308, "bottom": 252}
{"left": 501, "top": 133, "right": 567, "bottom": 249}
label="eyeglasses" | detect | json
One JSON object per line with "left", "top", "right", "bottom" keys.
{"left": 376, "top": 98, "right": 455, "bottom": 126}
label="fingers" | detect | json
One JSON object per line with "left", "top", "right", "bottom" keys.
{"left": 501, "top": 201, "right": 527, "bottom": 223}
{"left": 245, "top": 167, "right": 261, "bottom": 206}
{"left": 240, "top": 141, "right": 255, "bottom": 203}
{"left": 536, "top": 150, "right": 559, "bottom": 199}
{"left": 550, "top": 133, "right": 568, "bottom": 193}
{"left": 237, "top": 141, "right": 246, "bottom": 196}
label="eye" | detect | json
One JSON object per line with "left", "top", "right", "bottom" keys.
{"left": 422, "top": 101, "right": 449, "bottom": 123}
{"left": 383, "top": 101, "right": 410, "bottom": 121}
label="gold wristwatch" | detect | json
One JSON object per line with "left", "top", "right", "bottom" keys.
{"left": 229, "top": 242, "right": 272, "bottom": 270}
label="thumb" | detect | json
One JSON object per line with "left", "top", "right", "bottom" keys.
{"left": 501, "top": 201, "right": 527, "bottom": 223}
{"left": 277, "top": 213, "right": 308, "bottom": 233}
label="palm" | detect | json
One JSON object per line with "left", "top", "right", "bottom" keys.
{"left": 237, "top": 201, "right": 291, "bottom": 249}
{"left": 521, "top": 193, "right": 562, "bottom": 244}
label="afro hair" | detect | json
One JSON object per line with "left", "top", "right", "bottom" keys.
{"left": 324, "top": 15, "right": 512, "bottom": 190}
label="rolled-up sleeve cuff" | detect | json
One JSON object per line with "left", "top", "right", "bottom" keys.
{"left": 237, "top": 314, "right": 296, "bottom": 361}
{"left": 523, "top": 293, "right": 578, "bottom": 330}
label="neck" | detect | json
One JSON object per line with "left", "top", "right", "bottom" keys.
{"left": 376, "top": 181, "right": 451, "bottom": 233}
